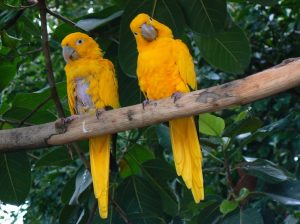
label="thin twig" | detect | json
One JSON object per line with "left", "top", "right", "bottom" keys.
{"left": 27, "top": 152, "right": 40, "bottom": 160}
{"left": 111, "top": 198, "right": 131, "bottom": 224}
{"left": 70, "top": 142, "right": 90, "bottom": 170}
{"left": 151, "top": 0, "right": 158, "bottom": 17}
{"left": 38, "top": 0, "right": 65, "bottom": 118}
{"left": 86, "top": 201, "right": 98, "bottom": 224}
{"left": 0, "top": 118, "right": 33, "bottom": 126}
{"left": 46, "top": 7, "right": 87, "bottom": 33}
{"left": 18, "top": 96, "right": 52, "bottom": 127}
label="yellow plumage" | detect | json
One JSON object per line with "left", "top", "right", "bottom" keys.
{"left": 61, "top": 32, "right": 119, "bottom": 218}
{"left": 130, "top": 13, "right": 204, "bottom": 202}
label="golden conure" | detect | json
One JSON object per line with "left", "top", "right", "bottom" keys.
{"left": 130, "top": 13, "right": 204, "bottom": 202}
{"left": 61, "top": 32, "right": 119, "bottom": 218}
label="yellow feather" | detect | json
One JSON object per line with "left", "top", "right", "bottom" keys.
{"left": 131, "top": 14, "right": 204, "bottom": 202}
{"left": 62, "top": 32, "right": 119, "bottom": 219}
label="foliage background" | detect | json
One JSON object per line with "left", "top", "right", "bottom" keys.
{"left": 0, "top": 0, "right": 300, "bottom": 223}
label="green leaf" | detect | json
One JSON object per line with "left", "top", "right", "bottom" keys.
{"left": 179, "top": 0, "right": 227, "bottom": 35}
{"left": 61, "top": 175, "right": 76, "bottom": 203}
{"left": 241, "top": 113, "right": 294, "bottom": 146}
{"left": 239, "top": 159, "right": 294, "bottom": 183}
{"left": 193, "top": 199, "right": 222, "bottom": 224}
{"left": 120, "top": 144, "right": 154, "bottom": 178}
{"left": 3, "top": 107, "right": 57, "bottom": 124}
{"left": 194, "top": 24, "right": 251, "bottom": 74}
{"left": 36, "top": 147, "right": 72, "bottom": 167}
{"left": 264, "top": 181, "right": 300, "bottom": 205}
{"left": 248, "top": 0, "right": 278, "bottom": 6}
{"left": 155, "top": 124, "right": 171, "bottom": 151}
{"left": 220, "top": 200, "right": 238, "bottom": 215}
{"left": 69, "top": 168, "right": 92, "bottom": 205}
{"left": 223, "top": 208, "right": 263, "bottom": 224}
{"left": 141, "top": 159, "right": 177, "bottom": 216}
{"left": 1, "top": 30, "right": 21, "bottom": 48}
{"left": 53, "top": 6, "right": 122, "bottom": 42}
{"left": 59, "top": 205, "right": 88, "bottom": 224}
{"left": 0, "top": 152, "right": 31, "bottom": 205}
{"left": 0, "top": 61, "right": 17, "bottom": 91}
{"left": 113, "top": 175, "right": 164, "bottom": 223}
{"left": 119, "top": 0, "right": 185, "bottom": 77}
{"left": 199, "top": 113, "right": 225, "bottom": 136}
{"left": 224, "top": 116, "right": 262, "bottom": 137}
{"left": 76, "top": 10, "right": 123, "bottom": 31}
{"left": 235, "top": 188, "right": 250, "bottom": 202}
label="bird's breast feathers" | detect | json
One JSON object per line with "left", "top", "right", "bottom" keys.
{"left": 137, "top": 38, "right": 189, "bottom": 99}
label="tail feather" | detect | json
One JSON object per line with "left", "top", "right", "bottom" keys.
{"left": 89, "top": 135, "right": 111, "bottom": 219}
{"left": 169, "top": 117, "right": 204, "bottom": 202}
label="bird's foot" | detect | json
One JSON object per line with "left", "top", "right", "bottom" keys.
{"left": 142, "top": 99, "right": 151, "bottom": 110}
{"left": 171, "top": 91, "right": 184, "bottom": 103}
{"left": 63, "top": 115, "right": 80, "bottom": 125}
{"left": 96, "top": 108, "right": 105, "bottom": 120}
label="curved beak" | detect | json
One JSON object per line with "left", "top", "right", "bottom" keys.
{"left": 141, "top": 23, "right": 157, "bottom": 41}
{"left": 62, "top": 46, "right": 79, "bottom": 63}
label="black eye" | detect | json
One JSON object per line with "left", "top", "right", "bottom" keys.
{"left": 149, "top": 17, "right": 153, "bottom": 21}
{"left": 76, "top": 39, "right": 83, "bottom": 45}
{"left": 133, "top": 32, "right": 138, "bottom": 35}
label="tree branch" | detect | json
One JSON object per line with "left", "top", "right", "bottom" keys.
{"left": 0, "top": 58, "right": 300, "bottom": 151}
{"left": 18, "top": 96, "right": 52, "bottom": 127}
{"left": 46, "top": 7, "right": 87, "bottom": 33}
{"left": 38, "top": 0, "right": 65, "bottom": 118}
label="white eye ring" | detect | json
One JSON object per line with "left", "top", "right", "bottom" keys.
{"left": 76, "top": 39, "right": 84, "bottom": 45}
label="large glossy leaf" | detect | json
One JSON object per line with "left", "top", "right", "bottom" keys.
{"left": 199, "top": 113, "right": 225, "bottom": 137}
{"left": 0, "top": 61, "right": 17, "bottom": 91}
{"left": 192, "top": 199, "right": 222, "bottom": 224}
{"left": 223, "top": 208, "right": 263, "bottom": 224}
{"left": 220, "top": 200, "right": 238, "bottom": 215}
{"left": 264, "top": 181, "right": 300, "bottom": 205}
{"left": 76, "top": 10, "right": 123, "bottom": 31}
{"left": 241, "top": 113, "right": 295, "bottom": 146}
{"left": 113, "top": 175, "right": 164, "bottom": 224}
{"left": 141, "top": 159, "right": 177, "bottom": 216}
{"left": 36, "top": 147, "right": 72, "bottom": 167}
{"left": 69, "top": 168, "right": 92, "bottom": 205}
{"left": 179, "top": 0, "right": 227, "bottom": 35}
{"left": 194, "top": 24, "right": 251, "bottom": 74}
{"left": 155, "top": 124, "right": 171, "bottom": 151}
{"left": 239, "top": 159, "right": 294, "bottom": 183}
{"left": 118, "top": 0, "right": 185, "bottom": 77}
{"left": 0, "top": 152, "right": 31, "bottom": 205}
{"left": 224, "top": 116, "right": 262, "bottom": 137}
{"left": 53, "top": 6, "right": 122, "bottom": 42}
{"left": 120, "top": 144, "right": 154, "bottom": 178}
{"left": 59, "top": 205, "right": 88, "bottom": 224}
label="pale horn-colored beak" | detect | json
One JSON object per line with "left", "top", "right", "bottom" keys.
{"left": 141, "top": 23, "right": 157, "bottom": 41}
{"left": 62, "top": 46, "right": 79, "bottom": 63}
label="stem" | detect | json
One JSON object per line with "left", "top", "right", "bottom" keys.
{"left": 86, "top": 201, "right": 97, "bottom": 224}
{"left": 18, "top": 96, "right": 52, "bottom": 127}
{"left": 151, "top": 0, "right": 158, "bottom": 17}
{"left": 38, "top": 0, "right": 65, "bottom": 118}
{"left": 111, "top": 198, "right": 131, "bottom": 224}
{"left": 46, "top": 7, "right": 86, "bottom": 33}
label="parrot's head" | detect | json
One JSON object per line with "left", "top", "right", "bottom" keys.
{"left": 130, "top": 13, "right": 173, "bottom": 48}
{"left": 61, "top": 32, "right": 102, "bottom": 63}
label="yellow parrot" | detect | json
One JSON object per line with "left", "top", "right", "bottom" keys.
{"left": 130, "top": 14, "right": 204, "bottom": 202}
{"left": 61, "top": 32, "right": 119, "bottom": 218}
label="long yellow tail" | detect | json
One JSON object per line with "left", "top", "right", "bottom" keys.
{"left": 89, "top": 135, "right": 111, "bottom": 219}
{"left": 169, "top": 117, "right": 204, "bottom": 202}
